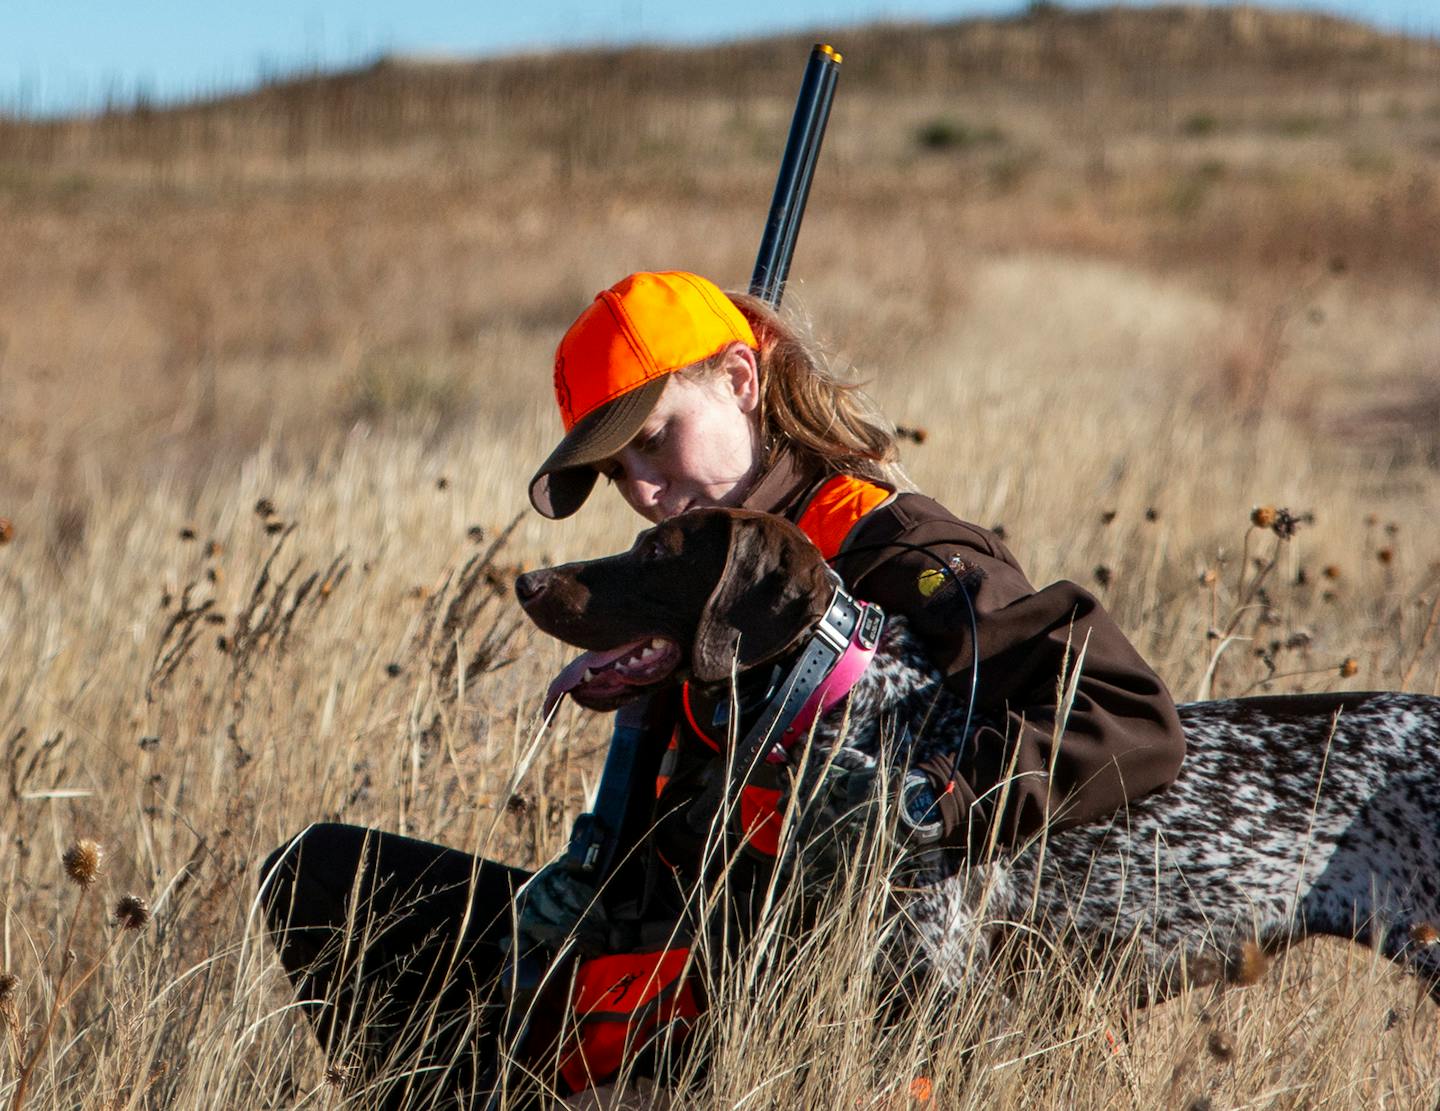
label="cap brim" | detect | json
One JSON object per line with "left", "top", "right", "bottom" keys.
{"left": 528, "top": 375, "right": 669, "bottom": 519}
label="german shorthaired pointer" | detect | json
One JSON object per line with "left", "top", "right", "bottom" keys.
{"left": 517, "top": 508, "right": 1440, "bottom": 1002}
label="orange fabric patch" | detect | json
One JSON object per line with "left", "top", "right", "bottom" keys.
{"left": 795, "top": 475, "right": 891, "bottom": 559}
{"left": 739, "top": 784, "right": 784, "bottom": 857}
{"left": 559, "top": 947, "right": 701, "bottom": 1093}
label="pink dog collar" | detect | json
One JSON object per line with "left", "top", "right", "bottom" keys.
{"left": 773, "top": 598, "right": 882, "bottom": 758}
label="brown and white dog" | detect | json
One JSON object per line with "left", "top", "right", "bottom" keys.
{"left": 517, "top": 508, "right": 1440, "bottom": 1001}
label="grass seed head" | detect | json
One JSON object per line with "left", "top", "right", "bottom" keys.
{"left": 1377, "top": 546, "right": 1395, "bottom": 565}
{"left": 1199, "top": 568, "right": 1218, "bottom": 586}
{"left": 1340, "top": 658, "right": 1359, "bottom": 678}
{"left": 1206, "top": 1030, "right": 1235, "bottom": 1061}
{"left": 1250, "top": 505, "right": 1277, "bottom": 528}
{"left": 0, "top": 517, "right": 14, "bottom": 545}
{"left": 62, "top": 839, "right": 103, "bottom": 887}
{"left": 1322, "top": 563, "right": 1342, "bottom": 580}
{"left": 254, "top": 497, "right": 276, "bottom": 517}
{"left": 0, "top": 971, "right": 16, "bottom": 1004}
{"left": 114, "top": 894, "right": 151, "bottom": 931}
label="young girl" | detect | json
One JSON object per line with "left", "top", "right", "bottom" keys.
{"left": 529, "top": 269, "right": 1186, "bottom": 858}
{"left": 260, "top": 270, "right": 1186, "bottom": 1106}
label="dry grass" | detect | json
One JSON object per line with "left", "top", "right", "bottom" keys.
{"left": 1, "top": 5, "right": 1439, "bottom": 1107}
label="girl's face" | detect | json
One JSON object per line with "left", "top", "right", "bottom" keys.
{"left": 597, "top": 344, "right": 762, "bottom": 523}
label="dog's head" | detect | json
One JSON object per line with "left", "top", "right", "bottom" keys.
{"left": 516, "top": 508, "right": 835, "bottom": 712}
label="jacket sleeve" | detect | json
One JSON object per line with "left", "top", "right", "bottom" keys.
{"left": 837, "top": 493, "right": 1186, "bottom": 856}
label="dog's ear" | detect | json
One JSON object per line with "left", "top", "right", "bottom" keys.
{"left": 691, "top": 512, "right": 835, "bottom": 684}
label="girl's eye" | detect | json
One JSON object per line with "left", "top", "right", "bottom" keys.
{"left": 635, "top": 427, "right": 665, "bottom": 454}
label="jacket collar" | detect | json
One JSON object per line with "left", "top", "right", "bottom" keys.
{"left": 740, "top": 449, "right": 826, "bottom": 521}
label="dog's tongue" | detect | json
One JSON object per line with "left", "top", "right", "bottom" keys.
{"left": 543, "top": 640, "right": 649, "bottom": 717}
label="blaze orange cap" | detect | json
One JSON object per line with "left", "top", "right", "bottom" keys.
{"left": 529, "top": 271, "right": 757, "bottom": 519}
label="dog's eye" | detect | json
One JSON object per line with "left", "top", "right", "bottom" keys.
{"left": 639, "top": 533, "right": 670, "bottom": 561}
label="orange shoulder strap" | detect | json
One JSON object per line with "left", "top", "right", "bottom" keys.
{"left": 794, "top": 474, "right": 892, "bottom": 560}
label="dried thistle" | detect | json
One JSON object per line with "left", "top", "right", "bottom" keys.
{"left": 1250, "top": 505, "right": 1276, "bottom": 529}
{"left": 113, "top": 895, "right": 151, "bottom": 931}
{"left": 1144, "top": 507, "right": 1160, "bottom": 522}
{"left": 0, "top": 517, "right": 14, "bottom": 545}
{"left": 1322, "top": 564, "right": 1342, "bottom": 580}
{"left": 1340, "top": 658, "right": 1359, "bottom": 678}
{"left": 254, "top": 497, "right": 277, "bottom": 518}
{"left": 1270, "top": 507, "right": 1312, "bottom": 540}
{"left": 264, "top": 520, "right": 285, "bottom": 535}
{"left": 1100, "top": 509, "right": 1117, "bottom": 525}
{"left": 1199, "top": 569, "right": 1218, "bottom": 587}
{"left": 62, "top": 839, "right": 103, "bottom": 888}
{"left": 1206, "top": 1030, "right": 1235, "bottom": 1061}
{"left": 179, "top": 527, "right": 197, "bottom": 541}
{"left": 1093, "top": 564, "right": 1113, "bottom": 587}
{"left": 0, "top": 971, "right": 16, "bottom": 1004}
{"left": 1409, "top": 922, "right": 1439, "bottom": 946}
{"left": 1377, "top": 547, "right": 1395, "bottom": 565}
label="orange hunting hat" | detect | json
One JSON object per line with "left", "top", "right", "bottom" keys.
{"left": 528, "top": 271, "right": 757, "bottom": 519}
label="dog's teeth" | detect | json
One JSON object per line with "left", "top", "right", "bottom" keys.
{"left": 650, "top": 638, "right": 665, "bottom": 650}
{"left": 581, "top": 668, "right": 595, "bottom": 683}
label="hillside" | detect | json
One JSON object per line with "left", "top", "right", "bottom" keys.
{"left": 2, "top": 4, "right": 1438, "bottom": 500}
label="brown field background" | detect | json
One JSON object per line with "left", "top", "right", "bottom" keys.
{"left": 1, "top": 5, "right": 1439, "bottom": 1107}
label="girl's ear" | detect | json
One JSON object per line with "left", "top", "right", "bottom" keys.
{"left": 724, "top": 343, "right": 761, "bottom": 415}
{"left": 691, "top": 512, "right": 833, "bottom": 684}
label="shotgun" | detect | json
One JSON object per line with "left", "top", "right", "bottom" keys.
{"left": 563, "top": 40, "right": 842, "bottom": 885}
{"left": 492, "top": 43, "right": 842, "bottom": 1104}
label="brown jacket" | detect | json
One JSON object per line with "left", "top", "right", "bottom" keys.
{"left": 741, "top": 454, "right": 1188, "bottom": 855}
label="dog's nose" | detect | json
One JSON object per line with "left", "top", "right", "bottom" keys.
{"left": 514, "top": 570, "right": 549, "bottom": 605}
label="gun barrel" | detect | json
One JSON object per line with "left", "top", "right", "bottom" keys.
{"left": 750, "top": 43, "right": 842, "bottom": 308}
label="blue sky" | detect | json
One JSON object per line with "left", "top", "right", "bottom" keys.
{"left": 4, "top": 0, "right": 1436, "bottom": 117}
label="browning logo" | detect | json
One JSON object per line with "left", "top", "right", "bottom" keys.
{"left": 554, "top": 356, "right": 574, "bottom": 425}
{"left": 606, "top": 973, "right": 638, "bottom": 1005}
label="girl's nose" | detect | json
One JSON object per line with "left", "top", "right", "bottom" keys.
{"left": 617, "top": 459, "right": 666, "bottom": 518}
